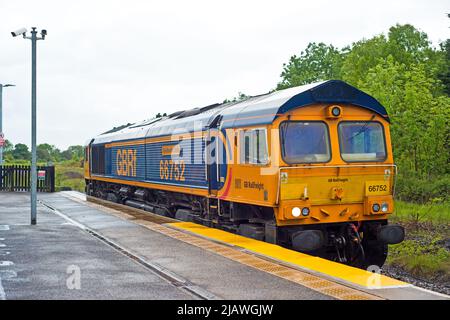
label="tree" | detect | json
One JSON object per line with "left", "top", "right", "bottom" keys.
{"left": 12, "top": 143, "right": 31, "bottom": 160}
{"left": 438, "top": 14, "right": 450, "bottom": 95}
{"left": 2, "top": 139, "right": 14, "bottom": 162}
{"left": 357, "top": 56, "right": 449, "bottom": 178}
{"left": 438, "top": 39, "right": 450, "bottom": 95}
{"left": 3, "top": 139, "right": 14, "bottom": 154}
{"left": 386, "top": 24, "right": 431, "bottom": 66}
{"left": 37, "top": 143, "right": 61, "bottom": 162}
{"left": 37, "top": 143, "right": 53, "bottom": 162}
{"left": 277, "top": 42, "right": 345, "bottom": 89}
{"left": 61, "top": 145, "right": 84, "bottom": 161}
{"left": 341, "top": 24, "right": 445, "bottom": 89}
{"left": 340, "top": 35, "right": 389, "bottom": 86}
{"left": 276, "top": 23, "right": 450, "bottom": 202}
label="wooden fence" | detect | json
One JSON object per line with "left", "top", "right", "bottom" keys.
{"left": 0, "top": 165, "right": 55, "bottom": 192}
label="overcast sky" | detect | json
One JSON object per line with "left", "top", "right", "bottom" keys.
{"left": 0, "top": 0, "right": 448, "bottom": 150}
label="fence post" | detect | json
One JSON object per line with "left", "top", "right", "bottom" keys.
{"left": 50, "top": 166, "right": 55, "bottom": 192}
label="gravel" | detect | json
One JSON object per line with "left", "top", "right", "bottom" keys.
{"left": 382, "top": 264, "right": 450, "bottom": 296}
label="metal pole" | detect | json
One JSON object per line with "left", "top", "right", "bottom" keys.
{"left": 30, "top": 28, "right": 37, "bottom": 225}
{"left": 0, "top": 85, "right": 3, "bottom": 165}
{"left": 12, "top": 27, "right": 45, "bottom": 225}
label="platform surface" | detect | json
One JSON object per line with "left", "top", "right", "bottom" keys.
{"left": 0, "top": 193, "right": 196, "bottom": 300}
{"left": 1, "top": 192, "right": 448, "bottom": 300}
{"left": 169, "top": 221, "right": 406, "bottom": 289}
{"left": 0, "top": 192, "right": 331, "bottom": 300}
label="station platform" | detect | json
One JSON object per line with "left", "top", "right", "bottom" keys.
{"left": 0, "top": 191, "right": 448, "bottom": 300}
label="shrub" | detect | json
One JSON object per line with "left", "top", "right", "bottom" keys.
{"left": 395, "top": 174, "right": 450, "bottom": 204}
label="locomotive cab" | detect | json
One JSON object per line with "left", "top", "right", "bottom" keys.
{"left": 272, "top": 103, "right": 404, "bottom": 267}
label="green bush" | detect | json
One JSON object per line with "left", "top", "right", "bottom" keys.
{"left": 55, "top": 163, "right": 85, "bottom": 192}
{"left": 395, "top": 174, "right": 450, "bottom": 203}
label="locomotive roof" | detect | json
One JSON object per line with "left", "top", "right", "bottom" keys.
{"left": 92, "top": 80, "right": 389, "bottom": 145}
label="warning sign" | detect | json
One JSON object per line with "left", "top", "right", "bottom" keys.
{"left": 37, "top": 170, "right": 46, "bottom": 181}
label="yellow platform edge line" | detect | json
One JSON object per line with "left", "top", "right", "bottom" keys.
{"left": 168, "top": 221, "right": 408, "bottom": 289}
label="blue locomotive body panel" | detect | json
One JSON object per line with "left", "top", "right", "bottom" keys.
{"left": 145, "top": 138, "right": 208, "bottom": 189}
{"left": 99, "top": 136, "right": 210, "bottom": 190}
{"left": 110, "top": 143, "right": 146, "bottom": 180}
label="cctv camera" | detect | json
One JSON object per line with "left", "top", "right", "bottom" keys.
{"left": 41, "top": 29, "right": 47, "bottom": 36}
{"left": 11, "top": 28, "right": 27, "bottom": 37}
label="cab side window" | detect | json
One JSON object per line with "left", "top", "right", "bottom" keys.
{"left": 240, "top": 128, "right": 268, "bottom": 165}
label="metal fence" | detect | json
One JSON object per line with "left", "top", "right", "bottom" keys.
{"left": 0, "top": 165, "right": 55, "bottom": 192}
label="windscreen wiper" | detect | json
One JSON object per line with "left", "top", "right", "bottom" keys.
{"left": 281, "top": 121, "right": 290, "bottom": 154}
{"left": 347, "top": 114, "right": 376, "bottom": 141}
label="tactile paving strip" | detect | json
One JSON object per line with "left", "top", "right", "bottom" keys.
{"left": 61, "top": 194, "right": 382, "bottom": 300}
{"left": 147, "top": 224, "right": 379, "bottom": 300}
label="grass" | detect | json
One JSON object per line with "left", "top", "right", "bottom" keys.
{"left": 391, "top": 200, "right": 450, "bottom": 225}
{"left": 54, "top": 161, "right": 85, "bottom": 192}
{"left": 387, "top": 232, "right": 450, "bottom": 281}
{"left": 387, "top": 201, "right": 450, "bottom": 282}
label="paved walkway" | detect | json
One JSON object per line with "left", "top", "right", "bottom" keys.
{"left": 0, "top": 192, "right": 331, "bottom": 300}
{"left": 0, "top": 192, "right": 192, "bottom": 299}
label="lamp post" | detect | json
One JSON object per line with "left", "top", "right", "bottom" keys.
{"left": 12, "top": 27, "right": 47, "bottom": 225}
{"left": 0, "top": 84, "right": 15, "bottom": 165}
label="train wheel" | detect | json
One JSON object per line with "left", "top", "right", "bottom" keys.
{"left": 360, "top": 243, "right": 388, "bottom": 269}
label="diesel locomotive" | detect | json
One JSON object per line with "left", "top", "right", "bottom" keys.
{"left": 84, "top": 80, "right": 405, "bottom": 268}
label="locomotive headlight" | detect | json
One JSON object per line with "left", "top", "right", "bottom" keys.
{"left": 301, "top": 207, "right": 310, "bottom": 216}
{"left": 381, "top": 202, "right": 389, "bottom": 213}
{"left": 372, "top": 203, "right": 380, "bottom": 212}
{"left": 292, "top": 207, "right": 301, "bottom": 217}
{"left": 331, "top": 106, "right": 341, "bottom": 117}
{"left": 327, "top": 105, "right": 343, "bottom": 119}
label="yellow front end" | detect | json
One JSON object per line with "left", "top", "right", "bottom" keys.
{"left": 277, "top": 165, "right": 395, "bottom": 225}
{"left": 273, "top": 103, "right": 395, "bottom": 227}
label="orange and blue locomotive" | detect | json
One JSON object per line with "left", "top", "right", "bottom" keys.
{"left": 84, "top": 80, "right": 404, "bottom": 267}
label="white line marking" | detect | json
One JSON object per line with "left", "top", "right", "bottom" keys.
{"left": 411, "top": 285, "right": 450, "bottom": 299}
{"left": 0, "top": 244, "right": 5, "bottom": 248}
{"left": 0, "top": 277, "right": 5, "bottom": 300}
{"left": 0, "top": 269, "right": 9, "bottom": 300}
{"left": 0, "top": 252, "right": 10, "bottom": 256}
{"left": 0, "top": 225, "right": 10, "bottom": 231}
{"left": 0, "top": 270, "right": 17, "bottom": 279}
{"left": 0, "top": 261, "right": 13, "bottom": 267}
{"left": 46, "top": 207, "right": 87, "bottom": 230}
